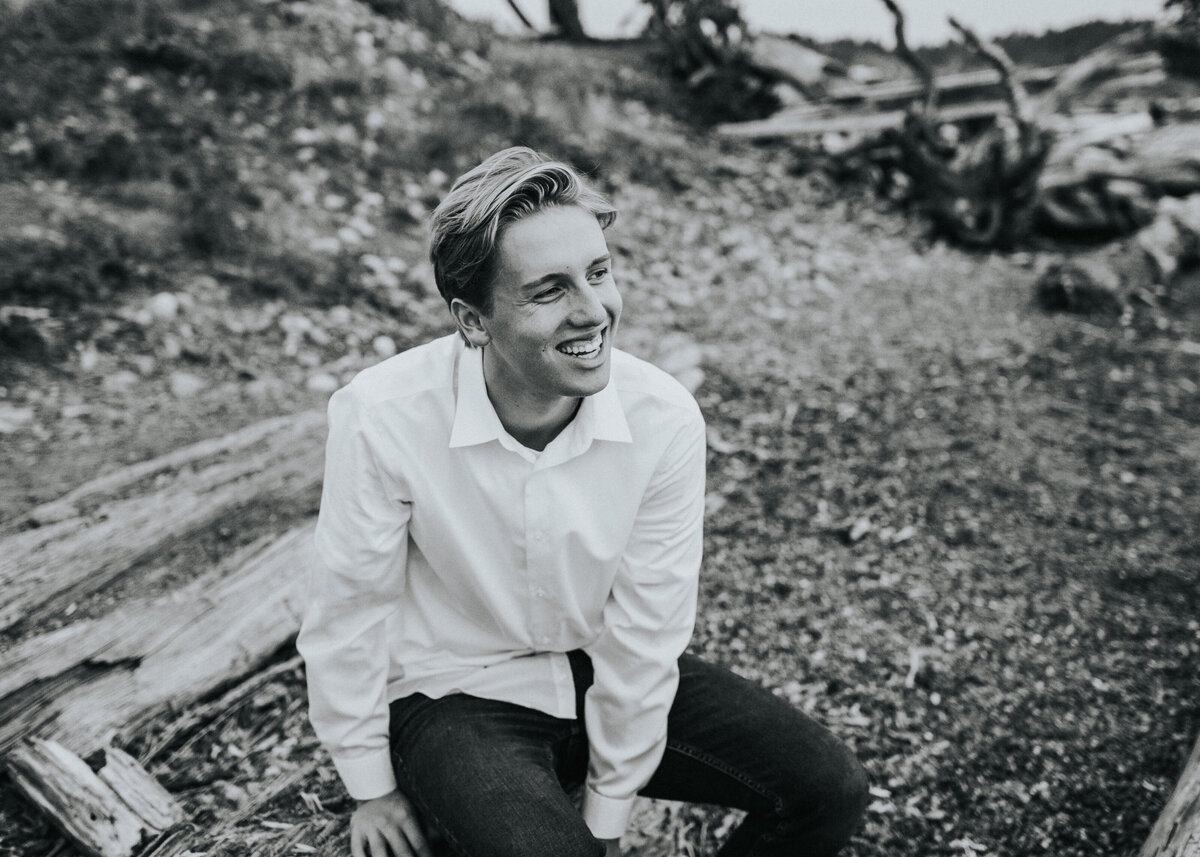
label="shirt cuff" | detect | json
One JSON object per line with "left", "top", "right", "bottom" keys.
{"left": 331, "top": 749, "right": 398, "bottom": 801}
{"left": 581, "top": 786, "right": 636, "bottom": 840}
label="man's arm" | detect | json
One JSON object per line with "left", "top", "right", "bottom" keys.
{"left": 297, "top": 386, "right": 410, "bottom": 801}
{"left": 581, "top": 409, "right": 707, "bottom": 840}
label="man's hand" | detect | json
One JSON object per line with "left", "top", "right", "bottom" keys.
{"left": 601, "top": 838, "right": 622, "bottom": 857}
{"left": 350, "top": 790, "right": 433, "bottom": 857}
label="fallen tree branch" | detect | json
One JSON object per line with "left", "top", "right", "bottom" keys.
{"left": 503, "top": 0, "right": 536, "bottom": 31}
{"left": 948, "top": 15, "right": 1028, "bottom": 122}
{"left": 881, "top": 0, "right": 936, "bottom": 113}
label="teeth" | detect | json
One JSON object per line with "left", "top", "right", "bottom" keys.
{"left": 558, "top": 332, "right": 602, "bottom": 356}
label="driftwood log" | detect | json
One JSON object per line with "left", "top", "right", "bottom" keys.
{"left": 0, "top": 410, "right": 327, "bottom": 854}
{"left": 0, "top": 524, "right": 311, "bottom": 756}
{"left": 1034, "top": 191, "right": 1200, "bottom": 313}
{"left": 869, "top": 1, "right": 1054, "bottom": 247}
{"left": 6, "top": 739, "right": 185, "bottom": 857}
{"left": 0, "top": 409, "right": 324, "bottom": 634}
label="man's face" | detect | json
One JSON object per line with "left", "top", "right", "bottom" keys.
{"left": 476, "top": 204, "right": 621, "bottom": 413}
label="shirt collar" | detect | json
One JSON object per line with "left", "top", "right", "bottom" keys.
{"left": 449, "top": 344, "right": 632, "bottom": 452}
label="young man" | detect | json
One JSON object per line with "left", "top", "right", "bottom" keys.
{"left": 297, "top": 147, "right": 868, "bottom": 857}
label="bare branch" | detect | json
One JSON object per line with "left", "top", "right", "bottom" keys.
{"left": 949, "top": 16, "right": 1029, "bottom": 123}
{"left": 504, "top": 0, "right": 536, "bottom": 31}
{"left": 880, "top": 0, "right": 937, "bottom": 113}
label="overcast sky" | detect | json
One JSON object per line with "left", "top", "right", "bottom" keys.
{"left": 447, "top": 0, "right": 1164, "bottom": 45}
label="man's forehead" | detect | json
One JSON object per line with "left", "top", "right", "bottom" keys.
{"left": 496, "top": 207, "right": 610, "bottom": 275}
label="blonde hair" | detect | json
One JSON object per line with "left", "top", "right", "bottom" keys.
{"left": 429, "top": 147, "right": 617, "bottom": 313}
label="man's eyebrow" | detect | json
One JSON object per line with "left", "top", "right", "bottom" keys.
{"left": 518, "top": 255, "right": 612, "bottom": 291}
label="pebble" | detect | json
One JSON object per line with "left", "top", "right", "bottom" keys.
{"left": 0, "top": 403, "right": 35, "bottom": 434}
{"left": 79, "top": 345, "right": 100, "bottom": 372}
{"left": 310, "top": 236, "right": 341, "bottom": 254}
{"left": 372, "top": 335, "right": 397, "bottom": 357}
{"left": 147, "top": 292, "right": 180, "bottom": 321}
{"left": 169, "top": 371, "right": 207, "bottom": 398}
{"left": 306, "top": 372, "right": 339, "bottom": 394}
{"left": 103, "top": 370, "right": 139, "bottom": 393}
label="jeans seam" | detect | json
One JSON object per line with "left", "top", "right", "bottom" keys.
{"left": 662, "top": 738, "right": 786, "bottom": 821}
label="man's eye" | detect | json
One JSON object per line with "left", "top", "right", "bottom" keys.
{"left": 534, "top": 287, "right": 563, "bottom": 301}
{"left": 588, "top": 268, "right": 610, "bottom": 282}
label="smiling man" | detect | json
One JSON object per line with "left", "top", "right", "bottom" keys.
{"left": 297, "top": 147, "right": 869, "bottom": 857}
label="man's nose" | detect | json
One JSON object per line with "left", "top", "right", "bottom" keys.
{"left": 568, "top": 279, "right": 607, "bottom": 326}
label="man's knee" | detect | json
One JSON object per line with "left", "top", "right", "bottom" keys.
{"left": 775, "top": 745, "right": 870, "bottom": 849}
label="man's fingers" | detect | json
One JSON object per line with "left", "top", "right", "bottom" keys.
{"left": 366, "top": 830, "right": 389, "bottom": 857}
{"left": 350, "top": 827, "right": 366, "bottom": 857}
{"left": 398, "top": 814, "right": 434, "bottom": 857}
{"left": 381, "top": 824, "right": 413, "bottom": 857}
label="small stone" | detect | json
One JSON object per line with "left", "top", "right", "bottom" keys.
{"left": 306, "top": 324, "right": 331, "bottom": 347}
{"left": 170, "top": 371, "right": 207, "bottom": 398}
{"left": 306, "top": 372, "right": 339, "bottom": 393}
{"left": 79, "top": 344, "right": 100, "bottom": 372}
{"left": 372, "top": 335, "right": 397, "bottom": 357}
{"left": 310, "top": 235, "right": 341, "bottom": 254}
{"left": 328, "top": 305, "right": 353, "bottom": 326}
{"left": 279, "top": 313, "right": 314, "bottom": 335}
{"left": 103, "top": 370, "right": 139, "bottom": 393}
{"left": 349, "top": 216, "right": 376, "bottom": 238}
{"left": 337, "top": 226, "right": 363, "bottom": 246}
{"left": 0, "top": 403, "right": 35, "bottom": 434}
{"left": 147, "top": 292, "right": 180, "bottom": 321}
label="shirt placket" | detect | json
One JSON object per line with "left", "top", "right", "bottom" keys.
{"left": 525, "top": 468, "right": 555, "bottom": 649}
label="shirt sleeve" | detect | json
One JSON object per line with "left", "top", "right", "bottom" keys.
{"left": 296, "top": 386, "right": 410, "bottom": 801}
{"left": 580, "top": 407, "right": 706, "bottom": 839}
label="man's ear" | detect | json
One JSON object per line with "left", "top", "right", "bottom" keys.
{"left": 449, "top": 298, "right": 491, "bottom": 348}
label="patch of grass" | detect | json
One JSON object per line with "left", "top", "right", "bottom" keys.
{"left": 173, "top": 149, "right": 262, "bottom": 258}
{"left": 0, "top": 218, "right": 155, "bottom": 311}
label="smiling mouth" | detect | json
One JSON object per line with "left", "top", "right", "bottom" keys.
{"left": 556, "top": 328, "right": 605, "bottom": 359}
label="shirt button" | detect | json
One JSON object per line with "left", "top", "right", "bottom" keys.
{"left": 532, "top": 532, "right": 544, "bottom": 542}
{"left": 535, "top": 589, "right": 546, "bottom": 599}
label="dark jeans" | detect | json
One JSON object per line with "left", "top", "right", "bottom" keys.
{"left": 388, "top": 652, "right": 869, "bottom": 857}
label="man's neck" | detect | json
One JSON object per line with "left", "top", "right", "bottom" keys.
{"left": 490, "top": 393, "right": 581, "bottom": 452}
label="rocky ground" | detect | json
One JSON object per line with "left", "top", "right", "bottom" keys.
{"left": 2, "top": 1, "right": 1199, "bottom": 855}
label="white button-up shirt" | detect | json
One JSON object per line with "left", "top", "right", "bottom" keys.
{"left": 297, "top": 334, "right": 706, "bottom": 839}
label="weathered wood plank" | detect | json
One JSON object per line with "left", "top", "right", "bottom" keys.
{"left": 716, "top": 99, "right": 1011, "bottom": 139}
{"left": 5, "top": 411, "right": 324, "bottom": 532}
{"left": 0, "top": 411, "right": 325, "bottom": 633}
{"left": 97, "top": 747, "right": 185, "bottom": 832}
{"left": 0, "top": 525, "right": 311, "bottom": 756}
{"left": 6, "top": 738, "right": 145, "bottom": 857}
